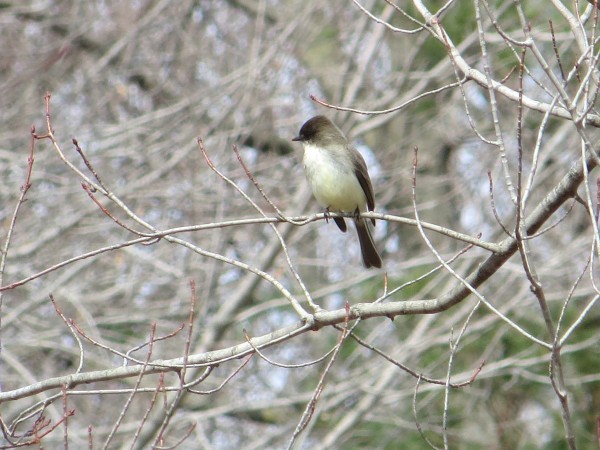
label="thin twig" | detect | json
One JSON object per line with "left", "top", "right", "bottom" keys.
{"left": 411, "top": 147, "right": 548, "bottom": 347}
{"left": 442, "top": 303, "right": 480, "bottom": 448}
{"left": 130, "top": 375, "right": 165, "bottom": 450}
{"left": 0, "top": 124, "right": 37, "bottom": 326}
{"left": 309, "top": 80, "right": 462, "bottom": 116}
{"left": 487, "top": 172, "right": 513, "bottom": 237}
{"left": 187, "top": 357, "right": 253, "bottom": 395}
{"left": 72, "top": 138, "right": 107, "bottom": 190}
{"left": 412, "top": 376, "right": 442, "bottom": 450}
{"left": 81, "top": 183, "right": 158, "bottom": 239}
{"left": 286, "top": 303, "right": 351, "bottom": 449}
{"left": 105, "top": 323, "right": 158, "bottom": 449}
{"left": 342, "top": 327, "right": 484, "bottom": 387}
{"left": 198, "top": 137, "right": 312, "bottom": 316}
{"left": 244, "top": 329, "right": 335, "bottom": 368}
{"left": 352, "top": 0, "right": 425, "bottom": 33}
{"left": 49, "top": 295, "right": 85, "bottom": 374}
{"left": 549, "top": 20, "right": 566, "bottom": 81}
{"left": 151, "top": 282, "right": 198, "bottom": 448}
{"left": 232, "top": 144, "right": 322, "bottom": 312}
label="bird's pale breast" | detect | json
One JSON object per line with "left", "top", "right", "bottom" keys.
{"left": 302, "top": 143, "right": 366, "bottom": 212}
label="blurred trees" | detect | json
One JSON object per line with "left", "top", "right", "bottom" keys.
{"left": 0, "top": 0, "right": 599, "bottom": 448}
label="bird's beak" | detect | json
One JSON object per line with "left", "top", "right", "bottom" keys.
{"left": 292, "top": 135, "right": 301, "bottom": 142}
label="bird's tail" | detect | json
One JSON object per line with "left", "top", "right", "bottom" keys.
{"left": 354, "top": 219, "right": 382, "bottom": 269}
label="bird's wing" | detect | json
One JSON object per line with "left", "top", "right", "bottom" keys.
{"left": 352, "top": 147, "right": 376, "bottom": 226}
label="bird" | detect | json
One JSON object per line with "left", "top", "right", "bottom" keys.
{"left": 292, "top": 115, "right": 382, "bottom": 268}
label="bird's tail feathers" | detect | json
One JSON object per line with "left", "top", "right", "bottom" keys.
{"left": 354, "top": 219, "right": 382, "bottom": 269}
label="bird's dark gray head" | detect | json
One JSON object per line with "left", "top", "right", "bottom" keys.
{"left": 292, "top": 115, "right": 346, "bottom": 146}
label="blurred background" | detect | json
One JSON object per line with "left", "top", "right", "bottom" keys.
{"left": 0, "top": 1, "right": 598, "bottom": 448}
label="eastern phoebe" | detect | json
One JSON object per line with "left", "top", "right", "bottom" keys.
{"left": 292, "top": 115, "right": 382, "bottom": 268}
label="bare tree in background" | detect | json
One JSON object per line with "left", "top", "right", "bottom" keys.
{"left": 0, "top": 1, "right": 599, "bottom": 448}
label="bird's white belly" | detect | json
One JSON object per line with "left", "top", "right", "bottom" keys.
{"left": 303, "top": 143, "right": 366, "bottom": 212}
